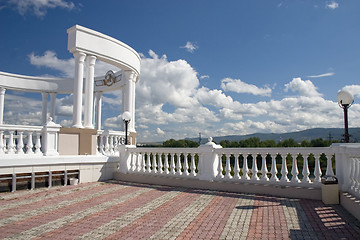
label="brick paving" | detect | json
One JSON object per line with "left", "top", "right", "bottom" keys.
{"left": 0, "top": 181, "right": 359, "bottom": 240}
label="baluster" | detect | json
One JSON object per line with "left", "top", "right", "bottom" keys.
{"left": 270, "top": 154, "right": 279, "bottom": 182}
{"left": 146, "top": 152, "right": 151, "bottom": 173}
{"left": 129, "top": 152, "right": 135, "bottom": 172}
{"left": 136, "top": 153, "right": 141, "bottom": 172}
{"left": 158, "top": 153, "right": 163, "bottom": 174}
{"left": 261, "top": 154, "right": 269, "bottom": 181}
{"left": 140, "top": 153, "right": 145, "bottom": 172}
{"left": 233, "top": 154, "right": 240, "bottom": 179}
{"left": 183, "top": 153, "right": 189, "bottom": 176}
{"left": 151, "top": 153, "right": 157, "bottom": 174}
{"left": 251, "top": 154, "right": 259, "bottom": 181}
{"left": 164, "top": 153, "right": 169, "bottom": 174}
{"left": 325, "top": 154, "right": 335, "bottom": 181}
{"left": 225, "top": 154, "right": 232, "bottom": 179}
{"left": 242, "top": 154, "right": 250, "bottom": 180}
{"left": 176, "top": 153, "right": 182, "bottom": 175}
{"left": 290, "top": 154, "right": 300, "bottom": 183}
{"left": 16, "top": 131, "right": 24, "bottom": 154}
{"left": 26, "top": 132, "right": 34, "bottom": 154}
{"left": 0, "top": 130, "right": 5, "bottom": 154}
{"left": 313, "top": 154, "right": 322, "bottom": 184}
{"left": 7, "top": 131, "right": 15, "bottom": 154}
{"left": 170, "top": 153, "right": 176, "bottom": 174}
{"left": 350, "top": 156, "right": 357, "bottom": 192}
{"left": 354, "top": 158, "right": 360, "bottom": 196}
{"left": 98, "top": 135, "right": 104, "bottom": 154}
{"left": 280, "top": 154, "right": 289, "bottom": 182}
{"left": 34, "top": 132, "right": 42, "bottom": 154}
{"left": 104, "top": 135, "right": 110, "bottom": 154}
{"left": 216, "top": 154, "right": 223, "bottom": 178}
{"left": 302, "top": 154, "right": 311, "bottom": 183}
{"left": 190, "top": 153, "right": 196, "bottom": 177}
{"left": 113, "top": 136, "right": 119, "bottom": 154}
{"left": 109, "top": 136, "right": 114, "bottom": 155}
{"left": 95, "top": 134, "right": 100, "bottom": 155}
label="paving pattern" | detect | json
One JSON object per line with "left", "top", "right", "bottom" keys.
{"left": 0, "top": 180, "right": 359, "bottom": 240}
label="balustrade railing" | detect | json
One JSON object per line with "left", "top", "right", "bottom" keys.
{"left": 0, "top": 125, "right": 43, "bottom": 155}
{"left": 97, "top": 130, "right": 126, "bottom": 156}
{"left": 124, "top": 148, "right": 199, "bottom": 178}
{"left": 121, "top": 143, "right": 337, "bottom": 189}
{"left": 214, "top": 148, "right": 334, "bottom": 187}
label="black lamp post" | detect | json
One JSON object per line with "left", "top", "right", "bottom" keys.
{"left": 337, "top": 90, "right": 354, "bottom": 143}
{"left": 122, "top": 111, "right": 131, "bottom": 145}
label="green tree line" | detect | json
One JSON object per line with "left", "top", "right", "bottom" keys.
{"left": 219, "top": 137, "right": 338, "bottom": 148}
{"left": 141, "top": 137, "right": 338, "bottom": 148}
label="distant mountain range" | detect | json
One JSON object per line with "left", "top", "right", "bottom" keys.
{"left": 187, "top": 128, "right": 360, "bottom": 144}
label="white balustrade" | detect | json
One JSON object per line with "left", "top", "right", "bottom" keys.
{"left": 121, "top": 146, "right": 338, "bottom": 189}
{"left": 0, "top": 125, "right": 43, "bottom": 155}
{"left": 123, "top": 148, "right": 199, "bottom": 179}
{"left": 97, "top": 130, "right": 126, "bottom": 156}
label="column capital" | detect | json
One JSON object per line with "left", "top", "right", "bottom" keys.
{"left": 73, "top": 51, "right": 86, "bottom": 62}
{"left": 0, "top": 87, "right": 5, "bottom": 95}
{"left": 86, "top": 55, "right": 97, "bottom": 66}
{"left": 124, "top": 70, "right": 138, "bottom": 83}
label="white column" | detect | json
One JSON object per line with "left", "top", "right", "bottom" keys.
{"left": 122, "top": 70, "right": 137, "bottom": 132}
{"left": 41, "top": 92, "right": 48, "bottom": 125}
{"left": 84, "top": 55, "right": 96, "bottom": 129}
{"left": 95, "top": 91, "right": 103, "bottom": 130}
{"left": 72, "top": 51, "right": 86, "bottom": 128}
{"left": 0, "top": 87, "right": 5, "bottom": 125}
{"left": 49, "top": 92, "right": 56, "bottom": 122}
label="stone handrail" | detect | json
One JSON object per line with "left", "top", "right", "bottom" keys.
{"left": 118, "top": 141, "right": 360, "bottom": 191}
{"left": 0, "top": 124, "right": 44, "bottom": 155}
{"left": 97, "top": 130, "right": 126, "bottom": 156}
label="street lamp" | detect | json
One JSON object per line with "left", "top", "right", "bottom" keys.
{"left": 122, "top": 111, "right": 131, "bottom": 145}
{"left": 337, "top": 90, "right": 354, "bottom": 143}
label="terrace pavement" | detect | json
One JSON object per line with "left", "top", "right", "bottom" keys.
{"left": 0, "top": 180, "right": 359, "bottom": 240}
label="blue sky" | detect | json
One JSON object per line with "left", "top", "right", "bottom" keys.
{"left": 0, "top": 0, "right": 360, "bottom": 142}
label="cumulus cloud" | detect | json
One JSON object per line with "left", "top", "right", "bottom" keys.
{"left": 221, "top": 78, "right": 272, "bottom": 97}
{"left": 181, "top": 41, "right": 198, "bottom": 53}
{"left": 326, "top": 1, "right": 339, "bottom": 10}
{"left": 29, "top": 51, "right": 74, "bottom": 77}
{"left": 343, "top": 85, "right": 360, "bottom": 98}
{"left": 284, "top": 78, "right": 322, "bottom": 97}
{"left": 8, "top": 0, "right": 75, "bottom": 17}
{"left": 22, "top": 49, "right": 360, "bottom": 142}
{"left": 156, "top": 128, "right": 165, "bottom": 135}
{"left": 307, "top": 72, "right": 335, "bottom": 78}
{"left": 29, "top": 51, "right": 118, "bottom": 78}
{"left": 3, "top": 93, "right": 43, "bottom": 125}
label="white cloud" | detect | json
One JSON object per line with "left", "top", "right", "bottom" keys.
{"left": 343, "top": 85, "right": 360, "bottom": 98}
{"left": 8, "top": 0, "right": 75, "bottom": 17}
{"left": 221, "top": 78, "right": 272, "bottom": 97}
{"left": 200, "top": 75, "right": 209, "bottom": 79}
{"left": 284, "top": 77, "right": 322, "bottom": 97}
{"left": 29, "top": 51, "right": 74, "bottom": 77}
{"left": 180, "top": 41, "right": 198, "bottom": 53}
{"left": 156, "top": 128, "right": 165, "bottom": 135}
{"left": 307, "top": 72, "right": 335, "bottom": 78}
{"left": 29, "top": 51, "right": 118, "bottom": 78}
{"left": 20, "top": 49, "right": 360, "bottom": 142}
{"left": 326, "top": 1, "right": 339, "bottom": 10}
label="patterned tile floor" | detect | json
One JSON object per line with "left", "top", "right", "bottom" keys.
{"left": 0, "top": 181, "right": 359, "bottom": 240}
